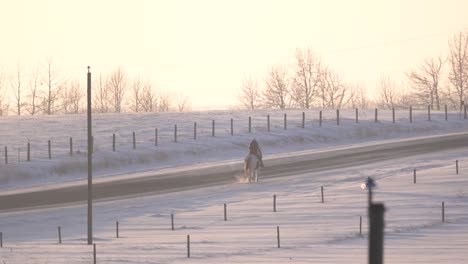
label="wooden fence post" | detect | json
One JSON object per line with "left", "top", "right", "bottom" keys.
{"left": 27, "top": 142, "right": 30, "bottom": 161}
{"left": 171, "top": 213, "right": 175, "bottom": 231}
{"left": 463, "top": 105, "right": 466, "bottom": 119}
{"left": 267, "top": 115, "right": 270, "bottom": 132}
{"left": 133, "top": 131, "right": 136, "bottom": 149}
{"left": 112, "top": 133, "right": 116, "bottom": 152}
{"left": 4, "top": 146, "right": 7, "bottom": 164}
{"left": 249, "top": 117, "right": 252, "bottom": 133}
{"left": 231, "top": 118, "right": 233, "bottom": 136}
{"left": 375, "top": 108, "right": 378, "bottom": 123}
{"left": 194, "top": 122, "right": 197, "bottom": 140}
{"left": 360, "top": 216, "right": 362, "bottom": 236}
{"left": 48, "top": 140, "right": 51, "bottom": 160}
{"left": 155, "top": 128, "right": 158, "bottom": 146}
{"left": 302, "top": 112, "right": 305, "bottom": 128}
{"left": 319, "top": 111, "right": 322, "bottom": 126}
{"left": 337, "top": 109, "right": 340, "bottom": 126}
{"left": 58, "top": 226, "right": 62, "bottom": 244}
{"left": 410, "top": 106, "right": 413, "bottom": 123}
{"left": 174, "top": 125, "right": 177, "bottom": 143}
{"left": 187, "top": 235, "right": 191, "bottom": 258}
{"left": 284, "top": 113, "right": 287, "bottom": 130}
{"left": 273, "top": 194, "right": 277, "bottom": 212}
{"left": 321, "top": 186, "right": 324, "bottom": 203}
{"left": 442, "top": 201, "right": 445, "bottom": 223}
{"left": 93, "top": 243, "right": 97, "bottom": 264}
{"left": 212, "top": 120, "right": 215, "bottom": 137}
{"left": 428, "top": 105, "right": 431, "bottom": 121}
{"left": 277, "top": 226, "right": 280, "bottom": 248}
{"left": 356, "top": 108, "right": 359, "bottom": 123}
{"left": 224, "top": 203, "right": 227, "bottom": 221}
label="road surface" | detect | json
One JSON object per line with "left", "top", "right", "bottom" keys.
{"left": 1, "top": 133, "right": 467, "bottom": 212}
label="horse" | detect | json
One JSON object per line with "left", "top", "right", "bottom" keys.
{"left": 244, "top": 153, "right": 259, "bottom": 183}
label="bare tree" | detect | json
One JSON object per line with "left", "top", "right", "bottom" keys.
{"left": 448, "top": 31, "right": 468, "bottom": 108}
{"left": 40, "top": 57, "right": 65, "bottom": 115}
{"left": 129, "top": 77, "right": 142, "bottom": 112}
{"left": 376, "top": 76, "right": 409, "bottom": 109}
{"left": 0, "top": 71, "right": 9, "bottom": 116}
{"left": 263, "top": 65, "right": 291, "bottom": 109}
{"left": 238, "top": 76, "right": 262, "bottom": 109}
{"left": 175, "top": 93, "right": 191, "bottom": 112}
{"left": 407, "top": 56, "right": 445, "bottom": 110}
{"left": 158, "top": 91, "right": 171, "bottom": 112}
{"left": 25, "top": 66, "right": 41, "bottom": 115}
{"left": 10, "top": 63, "right": 22, "bottom": 115}
{"left": 319, "top": 68, "right": 349, "bottom": 109}
{"left": 107, "top": 67, "right": 127, "bottom": 113}
{"left": 346, "top": 83, "right": 370, "bottom": 109}
{"left": 140, "top": 81, "right": 157, "bottom": 112}
{"left": 92, "top": 74, "right": 110, "bottom": 113}
{"left": 62, "top": 80, "right": 84, "bottom": 114}
{"left": 291, "top": 47, "right": 322, "bottom": 108}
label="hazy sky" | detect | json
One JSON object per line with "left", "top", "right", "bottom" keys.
{"left": 1, "top": 0, "right": 468, "bottom": 109}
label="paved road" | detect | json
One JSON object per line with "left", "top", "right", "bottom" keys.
{"left": 1, "top": 133, "right": 468, "bottom": 212}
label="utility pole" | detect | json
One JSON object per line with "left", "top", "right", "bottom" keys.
{"left": 87, "top": 66, "right": 93, "bottom": 245}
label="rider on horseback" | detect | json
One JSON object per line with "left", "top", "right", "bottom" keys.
{"left": 249, "top": 138, "right": 264, "bottom": 168}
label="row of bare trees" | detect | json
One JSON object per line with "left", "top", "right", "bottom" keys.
{"left": 0, "top": 60, "right": 191, "bottom": 116}
{"left": 239, "top": 47, "right": 368, "bottom": 110}
{"left": 239, "top": 31, "right": 468, "bottom": 111}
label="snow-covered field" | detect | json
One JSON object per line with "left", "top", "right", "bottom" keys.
{"left": 0, "top": 108, "right": 467, "bottom": 263}
{"left": 1, "top": 108, "right": 468, "bottom": 190}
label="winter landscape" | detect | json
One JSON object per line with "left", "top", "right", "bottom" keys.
{"left": 1, "top": 108, "right": 468, "bottom": 263}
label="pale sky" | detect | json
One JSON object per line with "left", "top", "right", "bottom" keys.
{"left": 1, "top": 0, "right": 468, "bottom": 109}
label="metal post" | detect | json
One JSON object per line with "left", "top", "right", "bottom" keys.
{"left": 375, "top": 108, "right": 378, "bottom": 123}
{"left": 58, "top": 226, "right": 62, "bottom": 244}
{"left": 187, "top": 235, "right": 190, "bottom": 258}
{"left": 48, "top": 140, "right": 51, "bottom": 159}
{"left": 392, "top": 108, "right": 395, "bottom": 123}
{"left": 414, "top": 169, "right": 416, "bottom": 184}
{"left": 132, "top": 131, "right": 136, "bottom": 149}
{"left": 249, "top": 117, "right": 252, "bottom": 133}
{"left": 4, "top": 146, "right": 7, "bottom": 164}
{"left": 277, "top": 226, "right": 280, "bottom": 248}
{"left": 93, "top": 243, "right": 96, "bottom": 264}
{"left": 171, "top": 213, "right": 175, "bottom": 231}
{"left": 116, "top": 221, "right": 119, "bottom": 238}
{"left": 355, "top": 108, "right": 358, "bottom": 123}
{"left": 442, "top": 201, "right": 445, "bottom": 223}
{"left": 27, "top": 142, "right": 30, "bottom": 161}
{"left": 174, "top": 125, "right": 177, "bottom": 142}
{"left": 359, "top": 216, "right": 362, "bottom": 236}
{"left": 87, "top": 66, "right": 93, "bottom": 245}
{"left": 273, "top": 194, "right": 277, "bottom": 212}
{"left": 456, "top": 160, "right": 459, "bottom": 174}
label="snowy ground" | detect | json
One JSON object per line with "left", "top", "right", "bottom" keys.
{"left": 0, "top": 146, "right": 467, "bottom": 263}
{"left": 0, "top": 108, "right": 467, "bottom": 263}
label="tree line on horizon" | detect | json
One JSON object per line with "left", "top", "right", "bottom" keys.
{"left": 238, "top": 31, "right": 468, "bottom": 112}
{"left": 0, "top": 59, "right": 191, "bottom": 116}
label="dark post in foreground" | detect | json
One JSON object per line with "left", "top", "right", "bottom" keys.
{"left": 362, "top": 177, "right": 385, "bottom": 264}
{"left": 87, "top": 66, "right": 93, "bottom": 245}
